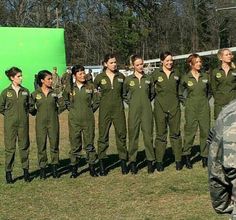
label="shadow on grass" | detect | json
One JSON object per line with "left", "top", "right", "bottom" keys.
{"left": 15, "top": 145, "right": 202, "bottom": 181}
{"left": 161, "top": 144, "right": 201, "bottom": 168}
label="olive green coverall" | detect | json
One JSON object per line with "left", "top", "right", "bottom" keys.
{"left": 211, "top": 67, "right": 236, "bottom": 119}
{"left": 63, "top": 83, "right": 98, "bottom": 165}
{"left": 181, "top": 72, "right": 211, "bottom": 157}
{"left": 31, "top": 88, "right": 66, "bottom": 168}
{"left": 123, "top": 74, "right": 155, "bottom": 162}
{"left": 152, "top": 69, "right": 182, "bottom": 162}
{"left": 94, "top": 72, "right": 127, "bottom": 160}
{"left": 0, "top": 85, "right": 31, "bottom": 172}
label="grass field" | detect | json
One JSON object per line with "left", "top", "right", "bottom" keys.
{"left": 0, "top": 111, "right": 228, "bottom": 220}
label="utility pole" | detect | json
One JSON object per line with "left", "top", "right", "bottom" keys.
{"left": 56, "top": 7, "right": 59, "bottom": 28}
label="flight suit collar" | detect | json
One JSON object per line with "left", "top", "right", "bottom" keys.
{"left": 187, "top": 71, "right": 203, "bottom": 78}
{"left": 37, "top": 87, "right": 53, "bottom": 95}
{"left": 8, "top": 84, "right": 25, "bottom": 92}
{"left": 160, "top": 68, "right": 174, "bottom": 74}
{"left": 72, "top": 82, "right": 86, "bottom": 89}
{"left": 219, "top": 66, "right": 234, "bottom": 71}
{"left": 101, "top": 71, "right": 120, "bottom": 78}
{"left": 131, "top": 72, "right": 147, "bottom": 78}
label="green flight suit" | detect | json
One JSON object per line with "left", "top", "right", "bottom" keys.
{"left": 152, "top": 69, "right": 182, "bottom": 162}
{"left": 63, "top": 83, "right": 98, "bottom": 165}
{"left": 181, "top": 71, "right": 211, "bottom": 157}
{"left": 211, "top": 67, "right": 236, "bottom": 119}
{"left": 123, "top": 73, "right": 155, "bottom": 162}
{"left": 0, "top": 85, "right": 31, "bottom": 172}
{"left": 94, "top": 72, "right": 127, "bottom": 160}
{"left": 31, "top": 88, "right": 65, "bottom": 168}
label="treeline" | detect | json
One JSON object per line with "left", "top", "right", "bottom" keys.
{"left": 0, "top": 0, "right": 236, "bottom": 66}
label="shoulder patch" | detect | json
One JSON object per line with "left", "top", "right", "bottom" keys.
{"left": 129, "top": 81, "right": 135, "bottom": 87}
{"left": 187, "top": 81, "right": 193, "bottom": 87}
{"left": 157, "top": 76, "right": 163, "bottom": 82}
{"left": 216, "top": 72, "right": 222, "bottom": 78}
{"left": 7, "top": 91, "right": 13, "bottom": 97}
{"left": 36, "top": 94, "right": 42, "bottom": 100}
{"left": 101, "top": 79, "right": 107, "bottom": 85}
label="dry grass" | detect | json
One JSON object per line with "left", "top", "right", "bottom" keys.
{"left": 0, "top": 111, "right": 228, "bottom": 220}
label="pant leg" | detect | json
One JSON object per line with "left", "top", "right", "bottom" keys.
{"left": 141, "top": 108, "right": 155, "bottom": 162}
{"left": 169, "top": 108, "right": 182, "bottom": 162}
{"left": 68, "top": 118, "right": 82, "bottom": 166}
{"left": 36, "top": 123, "right": 48, "bottom": 168}
{"left": 82, "top": 117, "right": 97, "bottom": 165}
{"left": 198, "top": 107, "right": 210, "bottom": 157}
{"left": 182, "top": 107, "right": 199, "bottom": 156}
{"left": 48, "top": 119, "right": 59, "bottom": 165}
{"left": 128, "top": 110, "right": 141, "bottom": 162}
{"left": 4, "top": 123, "right": 17, "bottom": 172}
{"left": 154, "top": 104, "right": 168, "bottom": 162}
{"left": 17, "top": 125, "right": 30, "bottom": 170}
{"left": 112, "top": 109, "right": 127, "bottom": 160}
{"left": 97, "top": 110, "right": 112, "bottom": 159}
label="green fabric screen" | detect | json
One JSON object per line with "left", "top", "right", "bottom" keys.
{"left": 0, "top": 27, "right": 66, "bottom": 92}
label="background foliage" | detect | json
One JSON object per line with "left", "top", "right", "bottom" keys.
{"left": 0, "top": 0, "right": 236, "bottom": 66}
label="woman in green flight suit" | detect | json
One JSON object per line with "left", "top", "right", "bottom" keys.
{"left": 0, "top": 67, "right": 31, "bottom": 183}
{"left": 63, "top": 65, "right": 98, "bottom": 178}
{"left": 211, "top": 48, "right": 236, "bottom": 119}
{"left": 123, "top": 54, "right": 155, "bottom": 174}
{"left": 181, "top": 54, "right": 211, "bottom": 169}
{"left": 31, "top": 70, "right": 66, "bottom": 179}
{"left": 94, "top": 54, "right": 128, "bottom": 176}
{"left": 152, "top": 51, "right": 183, "bottom": 172}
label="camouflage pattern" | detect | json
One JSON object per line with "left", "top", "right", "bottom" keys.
{"left": 52, "top": 72, "right": 62, "bottom": 94}
{"left": 208, "top": 99, "right": 236, "bottom": 219}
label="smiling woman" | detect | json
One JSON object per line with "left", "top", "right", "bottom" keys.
{"left": 30, "top": 70, "right": 66, "bottom": 180}
{"left": 181, "top": 54, "right": 211, "bottom": 169}
{"left": 211, "top": 48, "right": 236, "bottom": 120}
{"left": 152, "top": 52, "right": 182, "bottom": 172}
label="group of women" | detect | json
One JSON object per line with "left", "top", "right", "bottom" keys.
{"left": 0, "top": 48, "right": 235, "bottom": 184}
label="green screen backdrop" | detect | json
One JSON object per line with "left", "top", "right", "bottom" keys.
{"left": 0, "top": 27, "right": 66, "bottom": 92}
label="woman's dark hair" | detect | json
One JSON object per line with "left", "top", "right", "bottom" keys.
{"left": 71, "top": 65, "right": 85, "bottom": 76}
{"left": 102, "top": 53, "right": 116, "bottom": 72}
{"left": 130, "top": 54, "right": 143, "bottom": 66}
{"left": 5, "top": 67, "right": 22, "bottom": 80}
{"left": 69, "top": 65, "right": 85, "bottom": 103}
{"left": 37, "top": 70, "right": 52, "bottom": 87}
{"left": 160, "top": 51, "right": 173, "bottom": 61}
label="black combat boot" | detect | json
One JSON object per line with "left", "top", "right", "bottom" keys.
{"left": 130, "top": 162, "right": 138, "bottom": 175}
{"left": 185, "top": 155, "right": 192, "bottom": 169}
{"left": 40, "top": 168, "right": 46, "bottom": 180}
{"left": 202, "top": 157, "right": 208, "bottom": 168}
{"left": 23, "top": 169, "right": 30, "bottom": 182}
{"left": 120, "top": 160, "right": 128, "bottom": 175}
{"left": 99, "top": 160, "right": 107, "bottom": 176}
{"left": 6, "top": 171, "right": 13, "bottom": 184}
{"left": 89, "top": 164, "right": 99, "bottom": 177}
{"left": 156, "top": 162, "right": 164, "bottom": 172}
{"left": 70, "top": 165, "right": 78, "bottom": 178}
{"left": 52, "top": 164, "right": 59, "bottom": 178}
{"left": 147, "top": 161, "right": 154, "bottom": 174}
{"left": 175, "top": 161, "right": 183, "bottom": 171}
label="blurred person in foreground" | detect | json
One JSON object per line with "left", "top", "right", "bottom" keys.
{"left": 208, "top": 99, "right": 236, "bottom": 220}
